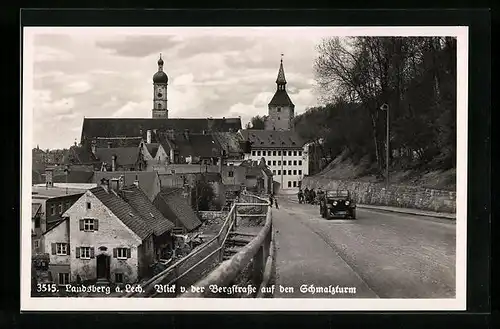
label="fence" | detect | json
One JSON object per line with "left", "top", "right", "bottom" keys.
{"left": 181, "top": 193, "right": 275, "bottom": 298}
{"left": 124, "top": 192, "right": 269, "bottom": 298}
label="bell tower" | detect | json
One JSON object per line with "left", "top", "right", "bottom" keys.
{"left": 152, "top": 54, "right": 169, "bottom": 119}
{"left": 265, "top": 54, "right": 295, "bottom": 131}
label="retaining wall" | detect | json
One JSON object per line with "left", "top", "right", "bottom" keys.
{"left": 301, "top": 176, "right": 456, "bottom": 213}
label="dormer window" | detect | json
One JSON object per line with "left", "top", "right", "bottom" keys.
{"left": 277, "top": 107, "right": 281, "bottom": 112}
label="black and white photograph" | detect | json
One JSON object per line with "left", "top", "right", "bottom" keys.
{"left": 22, "top": 25, "right": 468, "bottom": 311}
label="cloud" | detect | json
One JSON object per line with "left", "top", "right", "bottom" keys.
{"left": 34, "top": 46, "right": 75, "bottom": 62}
{"left": 95, "top": 35, "right": 182, "bottom": 57}
{"left": 111, "top": 100, "right": 151, "bottom": 118}
{"left": 64, "top": 81, "right": 92, "bottom": 94}
{"left": 176, "top": 36, "right": 257, "bottom": 59}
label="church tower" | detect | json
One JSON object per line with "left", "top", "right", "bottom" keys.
{"left": 265, "top": 55, "right": 295, "bottom": 131}
{"left": 152, "top": 54, "right": 169, "bottom": 119}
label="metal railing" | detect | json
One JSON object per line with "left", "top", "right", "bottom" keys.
{"left": 181, "top": 194, "right": 275, "bottom": 298}
{"left": 124, "top": 192, "right": 268, "bottom": 298}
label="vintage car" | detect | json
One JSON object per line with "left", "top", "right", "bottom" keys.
{"left": 319, "top": 190, "right": 356, "bottom": 219}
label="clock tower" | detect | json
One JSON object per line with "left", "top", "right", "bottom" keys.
{"left": 152, "top": 54, "right": 169, "bottom": 119}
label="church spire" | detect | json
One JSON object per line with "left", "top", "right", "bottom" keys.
{"left": 276, "top": 53, "right": 287, "bottom": 90}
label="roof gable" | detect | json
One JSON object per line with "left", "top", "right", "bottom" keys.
{"left": 269, "top": 90, "right": 295, "bottom": 107}
{"left": 93, "top": 171, "right": 160, "bottom": 202}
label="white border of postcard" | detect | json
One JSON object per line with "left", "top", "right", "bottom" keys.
{"left": 21, "top": 26, "right": 468, "bottom": 311}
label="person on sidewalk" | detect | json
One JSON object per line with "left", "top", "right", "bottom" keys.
{"left": 269, "top": 194, "right": 274, "bottom": 207}
{"left": 298, "top": 189, "right": 304, "bottom": 204}
{"left": 274, "top": 195, "right": 279, "bottom": 209}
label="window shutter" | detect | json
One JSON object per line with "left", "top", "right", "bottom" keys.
{"left": 94, "top": 219, "right": 99, "bottom": 231}
{"left": 126, "top": 248, "right": 131, "bottom": 258}
{"left": 79, "top": 219, "right": 84, "bottom": 231}
{"left": 90, "top": 247, "right": 95, "bottom": 258}
{"left": 67, "top": 244, "right": 70, "bottom": 255}
{"left": 75, "top": 247, "right": 80, "bottom": 258}
{"left": 51, "top": 243, "right": 56, "bottom": 255}
{"left": 113, "top": 248, "right": 117, "bottom": 258}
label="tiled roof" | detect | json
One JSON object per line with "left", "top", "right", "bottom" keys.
{"left": 32, "top": 186, "right": 87, "bottom": 198}
{"left": 153, "top": 188, "right": 201, "bottom": 232}
{"left": 93, "top": 137, "right": 143, "bottom": 148}
{"left": 90, "top": 186, "right": 153, "bottom": 240}
{"left": 44, "top": 219, "right": 66, "bottom": 235}
{"left": 119, "top": 185, "right": 175, "bottom": 236}
{"left": 80, "top": 118, "right": 242, "bottom": 142}
{"left": 53, "top": 171, "right": 95, "bottom": 184}
{"left": 239, "top": 129, "right": 305, "bottom": 149}
{"left": 211, "top": 132, "right": 246, "bottom": 156}
{"left": 93, "top": 171, "right": 160, "bottom": 202}
{"left": 95, "top": 147, "right": 140, "bottom": 166}
{"left": 268, "top": 90, "right": 295, "bottom": 107}
{"left": 32, "top": 203, "right": 41, "bottom": 218}
{"left": 145, "top": 143, "right": 160, "bottom": 158}
{"left": 167, "top": 133, "right": 222, "bottom": 158}
{"left": 63, "top": 145, "right": 98, "bottom": 164}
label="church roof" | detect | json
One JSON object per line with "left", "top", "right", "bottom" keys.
{"left": 268, "top": 90, "right": 295, "bottom": 107}
{"left": 80, "top": 117, "right": 242, "bottom": 143}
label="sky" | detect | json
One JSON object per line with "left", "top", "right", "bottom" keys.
{"left": 26, "top": 27, "right": 342, "bottom": 150}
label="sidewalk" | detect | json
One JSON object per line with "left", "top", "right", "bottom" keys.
{"left": 278, "top": 194, "right": 456, "bottom": 220}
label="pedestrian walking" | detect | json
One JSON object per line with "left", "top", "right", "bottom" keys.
{"left": 274, "top": 195, "right": 279, "bottom": 209}
{"left": 269, "top": 194, "right": 274, "bottom": 207}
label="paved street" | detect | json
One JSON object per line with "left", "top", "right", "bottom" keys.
{"left": 272, "top": 196, "right": 456, "bottom": 298}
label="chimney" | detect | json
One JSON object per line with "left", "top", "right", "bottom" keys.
{"left": 111, "top": 155, "right": 117, "bottom": 172}
{"left": 147, "top": 130, "right": 152, "bottom": 144}
{"left": 45, "top": 167, "right": 54, "bottom": 188}
{"left": 100, "top": 178, "right": 109, "bottom": 193}
{"left": 134, "top": 174, "right": 139, "bottom": 187}
{"left": 218, "top": 156, "right": 223, "bottom": 174}
{"left": 107, "top": 142, "right": 112, "bottom": 148}
{"left": 110, "top": 178, "right": 120, "bottom": 193}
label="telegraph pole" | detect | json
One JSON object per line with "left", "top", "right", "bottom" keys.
{"left": 380, "top": 104, "right": 390, "bottom": 189}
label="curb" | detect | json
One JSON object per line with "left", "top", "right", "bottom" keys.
{"left": 278, "top": 195, "right": 456, "bottom": 220}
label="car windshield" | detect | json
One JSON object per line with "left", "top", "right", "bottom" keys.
{"left": 327, "top": 190, "right": 349, "bottom": 197}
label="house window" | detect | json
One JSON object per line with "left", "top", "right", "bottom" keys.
{"left": 293, "top": 170, "right": 297, "bottom": 175}
{"left": 272, "top": 160, "right": 276, "bottom": 166}
{"left": 299, "top": 160, "right": 302, "bottom": 166}
{"left": 114, "top": 248, "right": 131, "bottom": 260}
{"left": 34, "top": 240, "right": 40, "bottom": 250}
{"left": 282, "top": 170, "right": 286, "bottom": 176}
{"left": 289, "top": 151, "right": 293, "bottom": 156}
{"left": 273, "top": 151, "right": 277, "bottom": 156}
{"left": 288, "top": 160, "right": 292, "bottom": 166}
{"left": 50, "top": 205, "right": 55, "bottom": 216}
{"left": 59, "top": 203, "right": 63, "bottom": 214}
{"left": 80, "top": 247, "right": 91, "bottom": 259}
{"left": 272, "top": 170, "right": 276, "bottom": 175}
{"left": 288, "top": 181, "right": 292, "bottom": 187}
{"left": 278, "top": 151, "right": 281, "bottom": 156}
{"left": 293, "top": 181, "right": 297, "bottom": 187}
{"left": 294, "top": 160, "right": 297, "bottom": 166}
{"left": 171, "top": 169, "right": 175, "bottom": 174}
{"left": 228, "top": 171, "right": 234, "bottom": 177}
{"left": 115, "top": 273, "right": 124, "bottom": 284}
{"left": 81, "top": 218, "right": 97, "bottom": 232}
{"left": 34, "top": 217, "right": 40, "bottom": 228}
{"left": 288, "top": 170, "right": 292, "bottom": 175}
{"left": 117, "top": 248, "right": 128, "bottom": 259}
{"left": 278, "top": 161, "right": 281, "bottom": 165}
{"left": 257, "top": 151, "right": 261, "bottom": 156}
{"left": 56, "top": 243, "right": 68, "bottom": 255}
{"left": 252, "top": 151, "right": 256, "bottom": 156}
{"left": 299, "top": 151, "right": 302, "bottom": 156}
{"left": 293, "top": 151, "right": 297, "bottom": 156}
{"left": 86, "top": 202, "right": 91, "bottom": 210}
{"left": 267, "top": 161, "right": 271, "bottom": 166}
{"left": 299, "top": 170, "right": 302, "bottom": 175}
{"left": 58, "top": 273, "right": 70, "bottom": 286}
{"left": 262, "top": 151, "right": 266, "bottom": 156}
{"left": 277, "top": 107, "right": 281, "bottom": 112}
{"left": 277, "top": 117, "right": 280, "bottom": 120}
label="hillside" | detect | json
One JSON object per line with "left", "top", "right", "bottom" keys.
{"left": 315, "top": 152, "right": 456, "bottom": 191}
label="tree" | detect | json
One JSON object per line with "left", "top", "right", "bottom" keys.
{"left": 191, "top": 178, "right": 216, "bottom": 211}
{"left": 246, "top": 115, "right": 267, "bottom": 129}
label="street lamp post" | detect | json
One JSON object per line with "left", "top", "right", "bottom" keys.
{"left": 380, "top": 104, "right": 390, "bottom": 189}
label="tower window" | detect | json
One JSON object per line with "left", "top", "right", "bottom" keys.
{"left": 277, "top": 108, "right": 281, "bottom": 112}
{"left": 277, "top": 117, "right": 280, "bottom": 120}
{"left": 157, "top": 103, "right": 162, "bottom": 108}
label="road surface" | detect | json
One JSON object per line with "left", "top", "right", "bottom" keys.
{"left": 272, "top": 196, "right": 456, "bottom": 298}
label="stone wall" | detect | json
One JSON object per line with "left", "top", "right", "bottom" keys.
{"left": 302, "top": 176, "right": 456, "bottom": 213}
